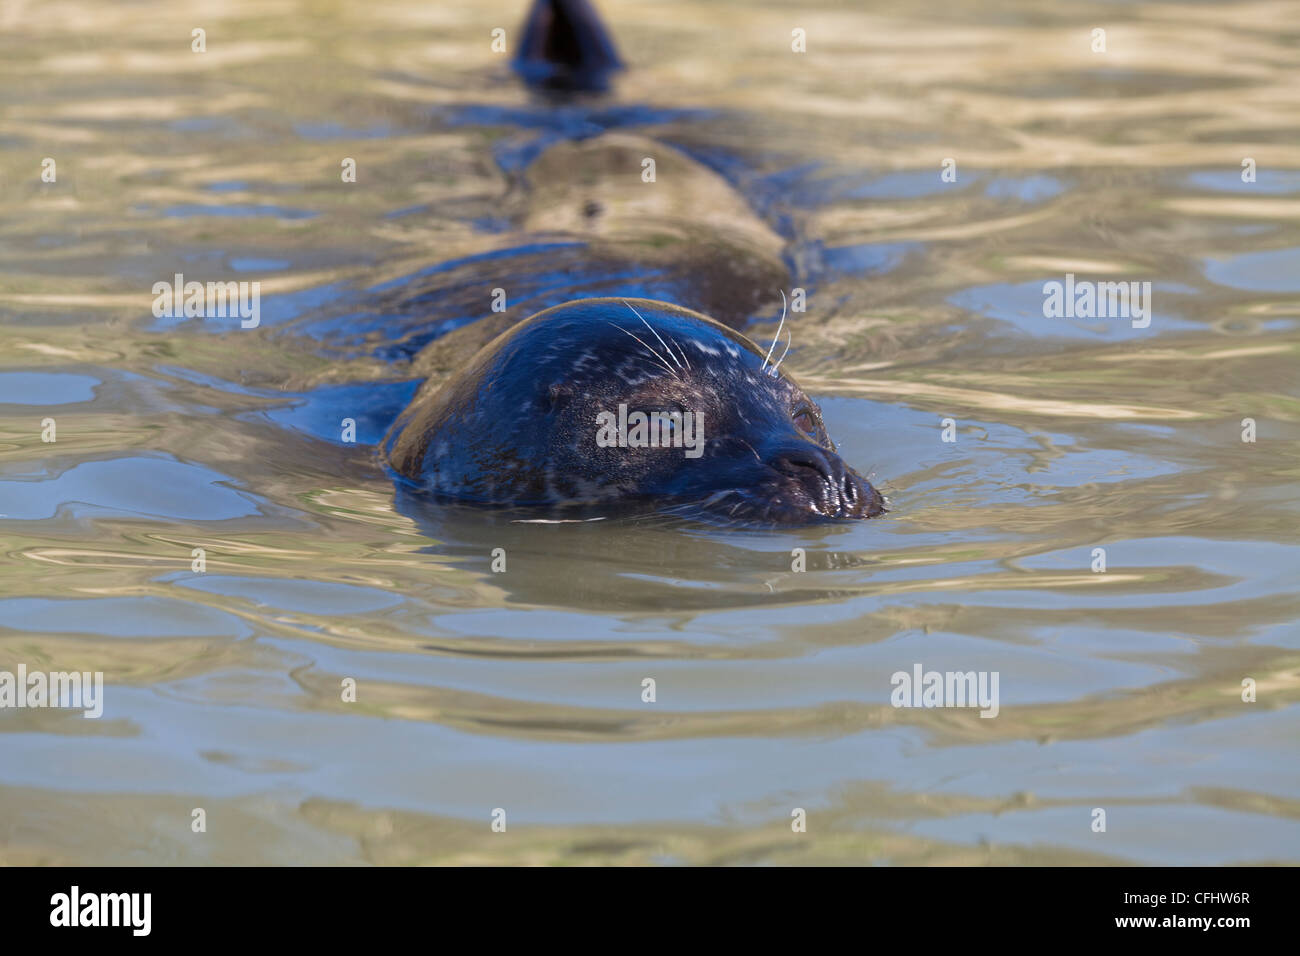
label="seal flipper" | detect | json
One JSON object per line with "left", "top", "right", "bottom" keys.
{"left": 512, "top": 0, "right": 624, "bottom": 92}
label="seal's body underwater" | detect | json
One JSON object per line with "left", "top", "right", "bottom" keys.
{"left": 385, "top": 299, "right": 883, "bottom": 524}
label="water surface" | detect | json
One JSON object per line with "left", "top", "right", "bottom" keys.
{"left": 1, "top": 0, "right": 1298, "bottom": 865}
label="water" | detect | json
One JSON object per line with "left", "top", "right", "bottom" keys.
{"left": 1, "top": 0, "right": 1298, "bottom": 865}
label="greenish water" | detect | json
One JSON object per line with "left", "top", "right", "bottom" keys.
{"left": 1, "top": 0, "right": 1298, "bottom": 864}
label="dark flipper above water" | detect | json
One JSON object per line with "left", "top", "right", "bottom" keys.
{"left": 513, "top": 0, "right": 624, "bottom": 92}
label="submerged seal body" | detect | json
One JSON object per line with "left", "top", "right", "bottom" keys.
{"left": 384, "top": 298, "right": 883, "bottom": 524}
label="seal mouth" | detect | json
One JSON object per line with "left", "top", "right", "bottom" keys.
{"left": 691, "top": 448, "right": 887, "bottom": 525}
{"left": 708, "top": 482, "right": 885, "bottom": 525}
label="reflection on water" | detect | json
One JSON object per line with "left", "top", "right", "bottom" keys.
{"left": 1, "top": 0, "right": 1298, "bottom": 865}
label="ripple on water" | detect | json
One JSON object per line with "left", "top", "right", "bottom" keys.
{"left": 0, "top": 456, "right": 264, "bottom": 522}
{"left": 1203, "top": 247, "right": 1300, "bottom": 293}
{"left": 0, "top": 371, "right": 100, "bottom": 405}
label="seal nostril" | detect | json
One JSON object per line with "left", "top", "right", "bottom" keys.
{"left": 771, "top": 453, "right": 832, "bottom": 483}
{"left": 769, "top": 449, "right": 844, "bottom": 515}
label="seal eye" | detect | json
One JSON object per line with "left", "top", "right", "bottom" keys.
{"left": 793, "top": 408, "right": 820, "bottom": 438}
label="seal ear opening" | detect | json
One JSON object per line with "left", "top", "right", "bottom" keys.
{"left": 513, "top": 0, "right": 624, "bottom": 92}
{"left": 545, "top": 381, "right": 576, "bottom": 411}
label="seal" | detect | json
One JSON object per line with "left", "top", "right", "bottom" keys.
{"left": 384, "top": 298, "right": 884, "bottom": 524}
{"left": 384, "top": 129, "right": 791, "bottom": 380}
{"left": 329, "top": 0, "right": 788, "bottom": 375}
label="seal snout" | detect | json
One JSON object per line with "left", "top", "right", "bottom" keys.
{"left": 768, "top": 444, "right": 885, "bottom": 521}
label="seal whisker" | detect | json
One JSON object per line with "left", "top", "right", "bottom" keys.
{"left": 733, "top": 437, "right": 765, "bottom": 466}
{"left": 607, "top": 322, "right": 677, "bottom": 377}
{"left": 625, "top": 300, "right": 684, "bottom": 372}
{"left": 769, "top": 326, "right": 792, "bottom": 377}
{"left": 668, "top": 334, "right": 692, "bottom": 370}
{"left": 761, "top": 290, "right": 788, "bottom": 372}
{"left": 642, "top": 317, "right": 685, "bottom": 371}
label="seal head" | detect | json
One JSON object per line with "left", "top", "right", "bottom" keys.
{"left": 384, "top": 298, "right": 884, "bottom": 524}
